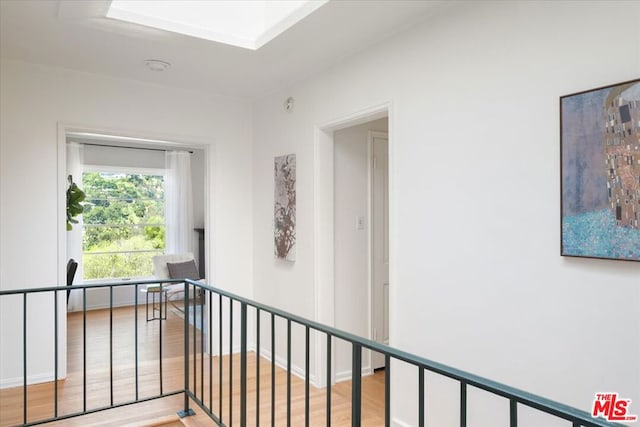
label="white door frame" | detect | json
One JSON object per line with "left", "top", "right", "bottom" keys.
{"left": 312, "top": 102, "right": 393, "bottom": 387}
{"left": 368, "top": 130, "right": 389, "bottom": 372}
{"left": 56, "top": 122, "right": 215, "bottom": 375}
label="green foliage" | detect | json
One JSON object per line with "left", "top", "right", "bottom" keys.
{"left": 66, "top": 175, "right": 86, "bottom": 231}
{"left": 83, "top": 235, "right": 161, "bottom": 279}
{"left": 144, "top": 217, "right": 165, "bottom": 249}
{"left": 82, "top": 172, "right": 165, "bottom": 280}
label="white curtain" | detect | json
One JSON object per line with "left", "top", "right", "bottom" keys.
{"left": 165, "top": 150, "right": 194, "bottom": 255}
{"left": 66, "top": 142, "right": 84, "bottom": 311}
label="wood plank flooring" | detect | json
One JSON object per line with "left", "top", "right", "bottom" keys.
{"left": 0, "top": 305, "right": 384, "bottom": 426}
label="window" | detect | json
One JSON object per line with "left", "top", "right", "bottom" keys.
{"left": 82, "top": 170, "right": 165, "bottom": 280}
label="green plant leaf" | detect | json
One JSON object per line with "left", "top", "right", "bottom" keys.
{"left": 67, "top": 178, "right": 86, "bottom": 231}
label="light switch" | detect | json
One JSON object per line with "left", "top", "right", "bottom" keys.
{"left": 356, "top": 216, "right": 365, "bottom": 230}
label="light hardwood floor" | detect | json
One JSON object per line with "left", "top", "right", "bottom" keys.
{"left": 0, "top": 305, "right": 384, "bottom": 426}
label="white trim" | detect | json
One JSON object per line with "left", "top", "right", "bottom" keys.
{"left": 257, "top": 346, "right": 319, "bottom": 387}
{"left": 0, "top": 372, "right": 66, "bottom": 390}
{"left": 65, "top": 127, "right": 207, "bottom": 150}
{"left": 316, "top": 102, "right": 390, "bottom": 132}
{"left": 201, "top": 142, "right": 215, "bottom": 353}
{"left": 368, "top": 130, "right": 389, "bottom": 372}
{"left": 67, "top": 286, "right": 138, "bottom": 311}
{"left": 312, "top": 125, "right": 335, "bottom": 388}
{"left": 56, "top": 123, "right": 69, "bottom": 381}
{"left": 81, "top": 276, "right": 156, "bottom": 285}
{"left": 368, "top": 130, "right": 374, "bottom": 356}
{"left": 334, "top": 365, "right": 373, "bottom": 384}
{"left": 82, "top": 164, "right": 166, "bottom": 176}
{"left": 391, "top": 418, "right": 413, "bottom": 427}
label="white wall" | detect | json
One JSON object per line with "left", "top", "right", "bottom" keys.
{"left": 0, "top": 59, "right": 253, "bottom": 386}
{"left": 252, "top": 1, "right": 640, "bottom": 425}
{"left": 334, "top": 118, "right": 387, "bottom": 380}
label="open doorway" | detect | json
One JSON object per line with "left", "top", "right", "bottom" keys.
{"left": 57, "top": 125, "right": 211, "bottom": 380}
{"left": 333, "top": 117, "right": 389, "bottom": 380}
{"left": 63, "top": 131, "right": 207, "bottom": 310}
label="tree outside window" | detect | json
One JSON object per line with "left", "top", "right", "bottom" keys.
{"left": 82, "top": 171, "right": 165, "bottom": 280}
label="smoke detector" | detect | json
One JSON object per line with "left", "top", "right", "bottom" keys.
{"left": 144, "top": 59, "right": 171, "bottom": 72}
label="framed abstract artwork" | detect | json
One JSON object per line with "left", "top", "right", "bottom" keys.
{"left": 560, "top": 78, "right": 640, "bottom": 261}
{"left": 274, "top": 153, "right": 296, "bottom": 261}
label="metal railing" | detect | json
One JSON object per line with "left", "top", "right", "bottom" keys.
{"left": 0, "top": 279, "right": 186, "bottom": 426}
{"left": 181, "top": 279, "right": 626, "bottom": 427}
{"left": 0, "top": 279, "right": 626, "bottom": 427}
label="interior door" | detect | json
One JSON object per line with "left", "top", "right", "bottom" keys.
{"left": 371, "top": 133, "right": 389, "bottom": 370}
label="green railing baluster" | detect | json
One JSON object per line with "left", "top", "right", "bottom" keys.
{"left": 83, "top": 288, "right": 87, "bottom": 413}
{"left": 352, "top": 343, "right": 362, "bottom": 427}
{"left": 209, "top": 291, "right": 213, "bottom": 411}
{"left": 271, "top": 313, "right": 276, "bottom": 427}
{"left": 54, "top": 290, "right": 58, "bottom": 419}
{"left": 183, "top": 281, "right": 190, "bottom": 416}
{"left": 287, "top": 319, "right": 292, "bottom": 427}
{"left": 135, "top": 284, "right": 139, "bottom": 401}
{"left": 327, "top": 334, "right": 332, "bottom": 427}
{"left": 305, "top": 325, "right": 310, "bottom": 427}
{"left": 385, "top": 355, "right": 390, "bottom": 427}
{"left": 219, "top": 293, "right": 223, "bottom": 422}
{"left": 419, "top": 367, "right": 425, "bottom": 427}
{"left": 241, "top": 302, "right": 248, "bottom": 427}
{"left": 23, "top": 293, "right": 27, "bottom": 425}
{"left": 256, "top": 307, "right": 261, "bottom": 426}
{"left": 229, "top": 298, "right": 233, "bottom": 426}
{"left": 460, "top": 381, "right": 467, "bottom": 427}
{"left": 110, "top": 286, "right": 114, "bottom": 405}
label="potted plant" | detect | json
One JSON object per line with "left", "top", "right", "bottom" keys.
{"left": 66, "top": 174, "right": 85, "bottom": 230}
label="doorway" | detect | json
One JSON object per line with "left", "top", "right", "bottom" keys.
{"left": 332, "top": 118, "right": 389, "bottom": 380}
{"left": 57, "top": 124, "right": 212, "bottom": 379}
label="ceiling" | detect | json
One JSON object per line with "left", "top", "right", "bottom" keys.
{"left": 0, "top": 0, "right": 447, "bottom": 99}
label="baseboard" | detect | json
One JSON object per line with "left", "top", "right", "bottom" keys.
{"left": 0, "top": 372, "right": 65, "bottom": 389}
{"left": 334, "top": 365, "right": 373, "bottom": 383}
{"left": 68, "top": 286, "right": 196, "bottom": 312}
{"left": 210, "top": 344, "right": 242, "bottom": 357}
{"left": 68, "top": 285, "right": 137, "bottom": 311}
{"left": 391, "top": 417, "right": 412, "bottom": 427}
{"left": 256, "top": 345, "right": 318, "bottom": 386}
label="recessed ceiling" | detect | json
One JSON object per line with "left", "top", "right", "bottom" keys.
{"left": 107, "top": 0, "right": 329, "bottom": 50}
{"left": 0, "top": 0, "right": 449, "bottom": 99}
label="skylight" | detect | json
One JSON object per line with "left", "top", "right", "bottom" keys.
{"left": 107, "top": 0, "right": 328, "bottom": 50}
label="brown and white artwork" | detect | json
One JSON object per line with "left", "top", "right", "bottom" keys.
{"left": 274, "top": 154, "right": 296, "bottom": 261}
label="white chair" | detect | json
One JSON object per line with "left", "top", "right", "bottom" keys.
{"left": 142, "top": 253, "right": 200, "bottom": 320}
{"left": 152, "top": 253, "right": 198, "bottom": 282}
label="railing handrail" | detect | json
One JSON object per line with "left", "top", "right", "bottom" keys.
{"left": 1, "top": 278, "right": 186, "bottom": 426}
{"left": 0, "top": 278, "right": 623, "bottom": 427}
{"left": 0, "top": 278, "right": 184, "bottom": 296}
{"left": 183, "top": 279, "right": 622, "bottom": 427}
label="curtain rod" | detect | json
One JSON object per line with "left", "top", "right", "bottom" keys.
{"left": 77, "top": 142, "right": 193, "bottom": 154}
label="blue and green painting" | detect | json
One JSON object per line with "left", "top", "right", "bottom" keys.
{"left": 561, "top": 80, "right": 640, "bottom": 261}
